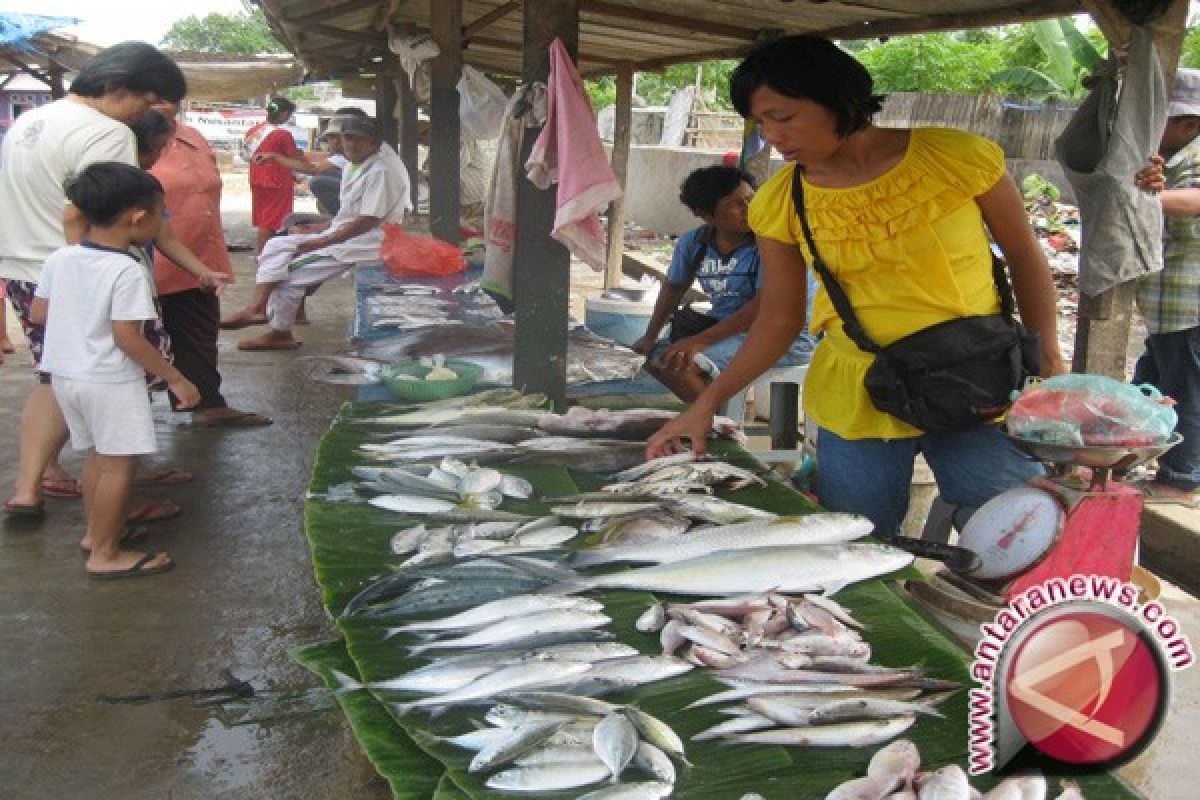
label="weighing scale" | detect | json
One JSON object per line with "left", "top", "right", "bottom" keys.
{"left": 909, "top": 434, "right": 1181, "bottom": 614}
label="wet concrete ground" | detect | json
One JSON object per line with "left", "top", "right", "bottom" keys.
{"left": 0, "top": 242, "right": 387, "bottom": 798}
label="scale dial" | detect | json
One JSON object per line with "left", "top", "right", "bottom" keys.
{"left": 959, "top": 487, "right": 1063, "bottom": 581}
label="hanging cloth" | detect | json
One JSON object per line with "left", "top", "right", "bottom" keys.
{"left": 525, "top": 37, "right": 622, "bottom": 271}
{"left": 1054, "top": 25, "right": 1167, "bottom": 297}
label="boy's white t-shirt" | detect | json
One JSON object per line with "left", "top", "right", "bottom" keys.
{"left": 0, "top": 99, "right": 137, "bottom": 283}
{"left": 35, "top": 243, "right": 157, "bottom": 383}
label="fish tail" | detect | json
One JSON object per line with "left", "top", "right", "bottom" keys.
{"left": 542, "top": 579, "right": 595, "bottom": 596}
{"left": 569, "top": 549, "right": 615, "bottom": 567}
{"left": 330, "top": 669, "right": 365, "bottom": 693}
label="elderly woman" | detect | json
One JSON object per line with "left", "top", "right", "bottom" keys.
{"left": 648, "top": 36, "right": 1065, "bottom": 536}
{"left": 224, "top": 116, "right": 412, "bottom": 351}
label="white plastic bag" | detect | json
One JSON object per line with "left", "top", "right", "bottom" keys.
{"left": 458, "top": 65, "right": 508, "bottom": 141}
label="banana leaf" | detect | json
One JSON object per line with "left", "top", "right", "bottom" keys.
{"left": 299, "top": 401, "right": 1142, "bottom": 799}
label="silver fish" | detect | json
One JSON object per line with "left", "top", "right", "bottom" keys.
{"left": 391, "top": 660, "right": 592, "bottom": 713}
{"left": 469, "top": 720, "right": 565, "bottom": 773}
{"left": 407, "top": 609, "right": 612, "bottom": 654}
{"left": 485, "top": 762, "right": 612, "bottom": 792}
{"left": 620, "top": 706, "right": 688, "bottom": 765}
{"left": 576, "top": 782, "right": 675, "bottom": 800}
{"left": 723, "top": 716, "right": 916, "bottom": 747}
{"left": 635, "top": 603, "right": 667, "bottom": 633}
{"left": 557, "top": 656, "right": 693, "bottom": 689}
{"left": 809, "top": 697, "right": 944, "bottom": 723}
{"left": 502, "top": 692, "right": 618, "bottom": 717}
{"left": 573, "top": 544, "right": 914, "bottom": 597}
{"left": 666, "top": 494, "right": 776, "bottom": 524}
{"left": 684, "top": 683, "right": 873, "bottom": 709}
{"left": 369, "top": 495, "right": 458, "bottom": 514}
{"left": 443, "top": 726, "right": 524, "bottom": 752}
{"left": 692, "top": 713, "right": 778, "bottom": 741}
{"left": 593, "top": 512, "right": 691, "bottom": 543}
{"left": 389, "top": 595, "right": 604, "bottom": 634}
{"left": 390, "top": 525, "right": 429, "bottom": 555}
{"left": 514, "top": 746, "right": 605, "bottom": 767}
{"left": 513, "top": 526, "right": 580, "bottom": 547}
{"left": 329, "top": 666, "right": 492, "bottom": 695}
{"left": 632, "top": 740, "right": 676, "bottom": 784}
{"left": 610, "top": 452, "right": 699, "bottom": 482}
{"left": 501, "top": 474, "right": 535, "bottom": 499}
{"left": 593, "top": 712, "right": 639, "bottom": 781}
{"left": 485, "top": 705, "right": 597, "bottom": 728}
{"left": 551, "top": 500, "right": 665, "bottom": 519}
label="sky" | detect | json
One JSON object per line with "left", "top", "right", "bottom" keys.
{"left": 3, "top": 0, "right": 249, "bottom": 47}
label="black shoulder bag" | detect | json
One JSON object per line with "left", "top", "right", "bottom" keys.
{"left": 790, "top": 168, "right": 1040, "bottom": 433}
{"left": 667, "top": 226, "right": 720, "bottom": 343}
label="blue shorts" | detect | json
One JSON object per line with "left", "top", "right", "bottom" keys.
{"left": 651, "top": 332, "right": 816, "bottom": 375}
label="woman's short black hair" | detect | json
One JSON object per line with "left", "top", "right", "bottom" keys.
{"left": 266, "top": 95, "right": 297, "bottom": 124}
{"left": 729, "top": 35, "right": 884, "bottom": 137}
{"left": 131, "top": 109, "right": 171, "bottom": 156}
{"left": 333, "top": 106, "right": 369, "bottom": 118}
{"left": 70, "top": 42, "right": 187, "bottom": 104}
{"left": 66, "top": 162, "right": 163, "bottom": 227}
{"left": 679, "top": 165, "right": 755, "bottom": 216}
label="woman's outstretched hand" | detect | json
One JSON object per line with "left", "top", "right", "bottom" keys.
{"left": 646, "top": 403, "right": 717, "bottom": 459}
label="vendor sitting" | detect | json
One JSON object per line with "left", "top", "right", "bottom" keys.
{"left": 221, "top": 116, "right": 412, "bottom": 350}
{"left": 631, "top": 165, "right": 816, "bottom": 401}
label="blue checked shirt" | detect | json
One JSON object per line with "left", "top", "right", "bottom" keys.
{"left": 1137, "top": 135, "right": 1200, "bottom": 334}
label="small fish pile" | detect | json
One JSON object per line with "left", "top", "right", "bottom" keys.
{"left": 356, "top": 458, "right": 534, "bottom": 513}
{"left": 628, "top": 593, "right": 956, "bottom": 748}
{"left": 441, "top": 693, "right": 684, "bottom": 796}
{"left": 824, "top": 739, "right": 1082, "bottom": 800}
{"left": 600, "top": 453, "right": 766, "bottom": 497}
{"left": 388, "top": 517, "right": 580, "bottom": 566}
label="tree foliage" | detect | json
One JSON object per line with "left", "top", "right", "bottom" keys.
{"left": 160, "top": 0, "right": 285, "bottom": 55}
{"left": 856, "top": 32, "right": 1007, "bottom": 93}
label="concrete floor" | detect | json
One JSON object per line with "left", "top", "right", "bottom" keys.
{"left": 0, "top": 242, "right": 387, "bottom": 798}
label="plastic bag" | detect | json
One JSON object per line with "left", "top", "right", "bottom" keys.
{"left": 1007, "top": 374, "right": 1177, "bottom": 447}
{"left": 380, "top": 225, "right": 466, "bottom": 277}
{"left": 458, "top": 65, "right": 507, "bottom": 141}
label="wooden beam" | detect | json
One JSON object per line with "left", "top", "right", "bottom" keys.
{"left": 604, "top": 62, "right": 634, "bottom": 289}
{"left": 398, "top": 67, "right": 420, "bottom": 210}
{"left": 513, "top": 0, "right": 579, "bottom": 408}
{"left": 430, "top": 0, "right": 463, "bottom": 244}
{"left": 309, "top": 24, "right": 386, "bottom": 48}
{"left": 634, "top": 46, "right": 751, "bottom": 74}
{"left": 816, "top": 0, "right": 1084, "bottom": 40}
{"left": 467, "top": 34, "right": 621, "bottom": 66}
{"left": 0, "top": 55, "right": 50, "bottom": 86}
{"left": 285, "top": 0, "right": 382, "bottom": 26}
{"left": 464, "top": 1, "right": 521, "bottom": 37}
{"left": 581, "top": 0, "right": 759, "bottom": 42}
{"left": 376, "top": 52, "right": 399, "bottom": 149}
{"left": 48, "top": 64, "right": 65, "bottom": 99}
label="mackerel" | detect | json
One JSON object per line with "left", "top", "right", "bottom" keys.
{"left": 631, "top": 741, "right": 676, "bottom": 784}
{"left": 388, "top": 594, "right": 602, "bottom": 634}
{"left": 469, "top": 720, "right": 564, "bottom": 773}
{"left": 692, "top": 713, "right": 778, "bottom": 740}
{"left": 391, "top": 660, "right": 592, "bottom": 713}
{"left": 407, "top": 609, "right": 611, "bottom": 654}
{"left": 620, "top": 706, "right": 688, "bottom": 765}
{"left": 684, "top": 684, "right": 914, "bottom": 709}
{"left": 514, "top": 746, "right": 605, "bottom": 767}
{"left": 721, "top": 715, "right": 917, "bottom": 747}
{"left": 485, "top": 762, "right": 611, "bottom": 792}
{"left": 593, "top": 712, "right": 639, "bottom": 781}
{"left": 576, "top": 783, "right": 675, "bottom": 800}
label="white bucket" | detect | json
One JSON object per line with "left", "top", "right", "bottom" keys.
{"left": 585, "top": 293, "right": 656, "bottom": 349}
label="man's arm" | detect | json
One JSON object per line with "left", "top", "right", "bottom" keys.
{"left": 657, "top": 294, "right": 763, "bottom": 371}
{"left": 30, "top": 297, "right": 48, "bottom": 325}
{"left": 111, "top": 319, "right": 200, "bottom": 408}
{"left": 630, "top": 283, "right": 687, "bottom": 355}
{"left": 1158, "top": 188, "right": 1200, "bottom": 217}
{"left": 295, "top": 215, "right": 381, "bottom": 254}
{"left": 256, "top": 151, "right": 331, "bottom": 175}
{"left": 155, "top": 220, "right": 232, "bottom": 289}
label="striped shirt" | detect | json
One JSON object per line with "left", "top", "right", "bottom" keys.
{"left": 1137, "top": 135, "right": 1200, "bottom": 334}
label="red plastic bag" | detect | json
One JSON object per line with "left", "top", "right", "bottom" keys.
{"left": 380, "top": 224, "right": 466, "bottom": 276}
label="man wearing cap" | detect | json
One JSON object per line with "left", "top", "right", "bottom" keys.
{"left": 1133, "top": 67, "right": 1200, "bottom": 506}
{"left": 223, "top": 115, "right": 412, "bottom": 350}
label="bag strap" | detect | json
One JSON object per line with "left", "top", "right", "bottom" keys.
{"left": 680, "top": 225, "right": 713, "bottom": 286}
{"left": 788, "top": 167, "right": 1019, "bottom": 357}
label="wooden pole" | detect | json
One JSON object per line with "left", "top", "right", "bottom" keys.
{"left": 398, "top": 67, "right": 421, "bottom": 211}
{"left": 604, "top": 61, "right": 634, "bottom": 289}
{"left": 48, "top": 64, "right": 65, "bottom": 99}
{"left": 1071, "top": 0, "right": 1189, "bottom": 377}
{"left": 429, "top": 0, "right": 463, "bottom": 243}
{"left": 376, "top": 54, "right": 399, "bottom": 149}
{"left": 513, "top": 0, "right": 579, "bottom": 407}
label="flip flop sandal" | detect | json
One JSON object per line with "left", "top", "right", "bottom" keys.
{"left": 127, "top": 498, "right": 182, "bottom": 523}
{"left": 190, "top": 411, "right": 274, "bottom": 429}
{"left": 237, "top": 339, "right": 302, "bottom": 351}
{"left": 219, "top": 315, "right": 269, "bottom": 330}
{"left": 80, "top": 526, "right": 150, "bottom": 553}
{"left": 88, "top": 552, "right": 174, "bottom": 580}
{"left": 41, "top": 478, "right": 82, "bottom": 498}
{"left": 3, "top": 499, "right": 45, "bottom": 518}
{"left": 134, "top": 466, "right": 194, "bottom": 486}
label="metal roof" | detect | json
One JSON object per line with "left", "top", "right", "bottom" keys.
{"left": 257, "top": 0, "right": 1086, "bottom": 80}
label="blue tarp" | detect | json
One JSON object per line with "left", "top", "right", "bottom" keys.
{"left": 0, "top": 12, "right": 77, "bottom": 48}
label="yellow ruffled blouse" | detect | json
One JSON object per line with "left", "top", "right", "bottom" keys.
{"left": 748, "top": 127, "right": 1006, "bottom": 440}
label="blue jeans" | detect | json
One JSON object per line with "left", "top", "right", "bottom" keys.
{"left": 1133, "top": 326, "right": 1200, "bottom": 490}
{"left": 652, "top": 332, "right": 816, "bottom": 375}
{"left": 816, "top": 424, "right": 1045, "bottom": 536}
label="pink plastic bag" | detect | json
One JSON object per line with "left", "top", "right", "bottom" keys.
{"left": 380, "top": 224, "right": 465, "bottom": 277}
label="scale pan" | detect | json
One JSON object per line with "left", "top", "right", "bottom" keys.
{"left": 1005, "top": 433, "right": 1183, "bottom": 469}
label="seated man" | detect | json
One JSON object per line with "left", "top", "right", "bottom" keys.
{"left": 631, "top": 165, "right": 816, "bottom": 402}
{"left": 221, "top": 116, "right": 412, "bottom": 350}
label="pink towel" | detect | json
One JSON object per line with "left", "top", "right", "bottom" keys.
{"left": 526, "top": 38, "right": 622, "bottom": 270}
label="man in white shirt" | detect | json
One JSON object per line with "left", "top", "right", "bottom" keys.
{"left": 1, "top": 43, "right": 190, "bottom": 517}
{"left": 221, "top": 116, "right": 413, "bottom": 351}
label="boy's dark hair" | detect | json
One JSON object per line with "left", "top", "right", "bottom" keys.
{"left": 266, "top": 95, "right": 297, "bottom": 124}
{"left": 70, "top": 42, "right": 187, "bottom": 104}
{"left": 131, "top": 109, "right": 171, "bottom": 156}
{"left": 729, "top": 35, "right": 884, "bottom": 137}
{"left": 333, "top": 106, "right": 369, "bottom": 118}
{"left": 66, "top": 162, "right": 163, "bottom": 227}
{"left": 679, "top": 165, "right": 756, "bottom": 216}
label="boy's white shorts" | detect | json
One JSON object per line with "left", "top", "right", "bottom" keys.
{"left": 52, "top": 377, "right": 157, "bottom": 455}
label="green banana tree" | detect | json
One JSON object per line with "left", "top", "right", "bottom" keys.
{"left": 992, "top": 18, "right": 1105, "bottom": 101}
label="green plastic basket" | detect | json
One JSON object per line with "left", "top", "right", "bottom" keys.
{"left": 380, "top": 359, "right": 484, "bottom": 402}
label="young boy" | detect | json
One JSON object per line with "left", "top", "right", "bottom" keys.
{"left": 33, "top": 162, "right": 200, "bottom": 579}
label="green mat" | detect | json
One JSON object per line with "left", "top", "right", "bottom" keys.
{"left": 296, "top": 401, "right": 1142, "bottom": 799}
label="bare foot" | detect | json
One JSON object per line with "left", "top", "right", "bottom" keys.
{"left": 220, "top": 310, "right": 269, "bottom": 330}
{"left": 238, "top": 331, "right": 301, "bottom": 351}
{"left": 1, "top": 336, "right": 14, "bottom": 354}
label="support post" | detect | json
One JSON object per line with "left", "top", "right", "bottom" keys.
{"left": 398, "top": 67, "right": 421, "bottom": 211}
{"left": 48, "top": 64, "right": 65, "bottom": 99}
{"left": 1072, "top": 0, "right": 1189, "bottom": 377}
{"left": 376, "top": 55, "right": 399, "bottom": 149}
{"left": 513, "top": 0, "right": 579, "bottom": 407}
{"left": 429, "top": 0, "right": 463, "bottom": 243}
{"left": 604, "top": 62, "right": 634, "bottom": 289}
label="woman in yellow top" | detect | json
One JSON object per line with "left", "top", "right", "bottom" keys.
{"left": 648, "top": 35, "right": 1066, "bottom": 536}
